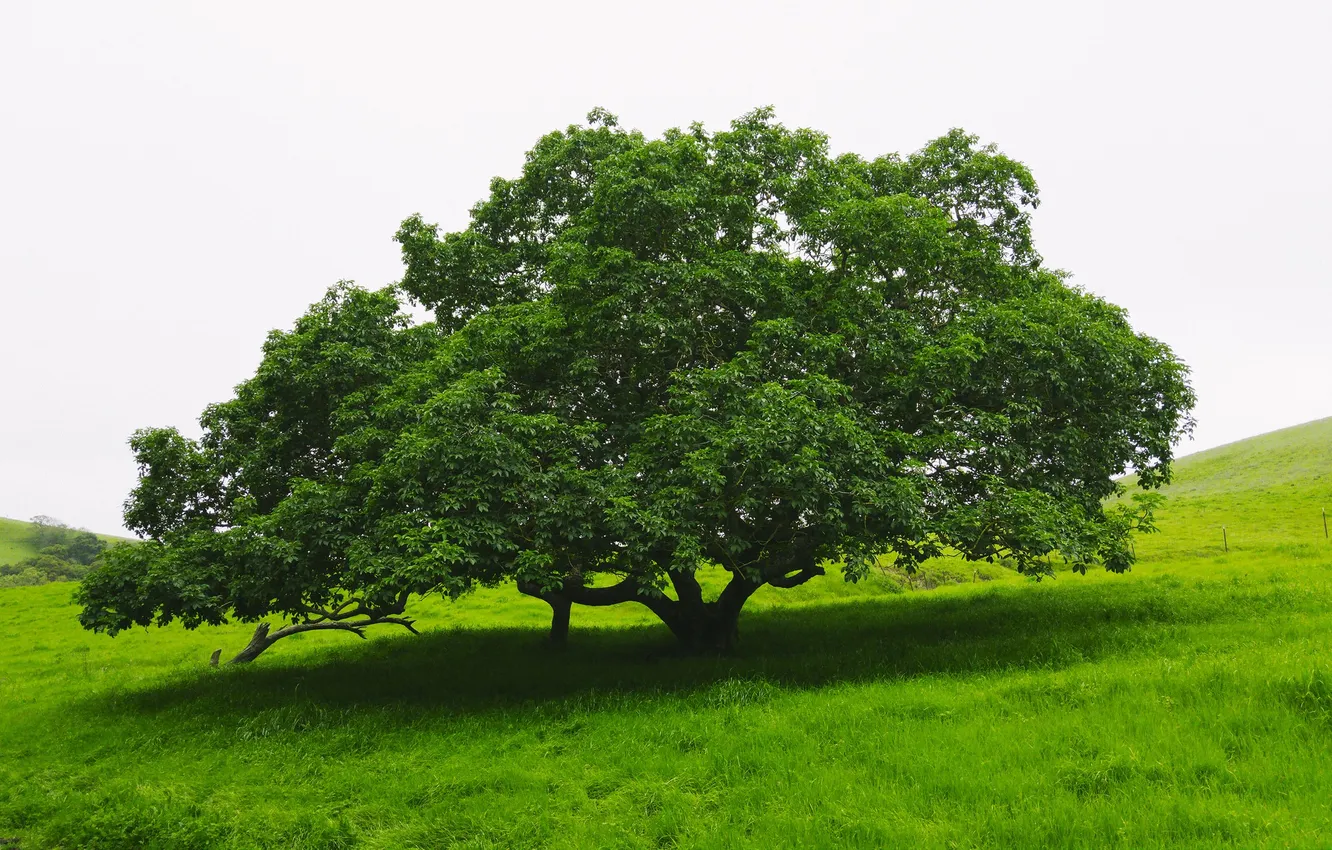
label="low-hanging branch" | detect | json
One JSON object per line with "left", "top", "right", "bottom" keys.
{"left": 298, "top": 591, "right": 411, "bottom": 625}
{"left": 517, "top": 576, "right": 670, "bottom": 647}
{"left": 223, "top": 611, "right": 420, "bottom": 665}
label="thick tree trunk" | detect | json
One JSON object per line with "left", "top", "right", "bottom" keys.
{"left": 658, "top": 573, "right": 759, "bottom": 653}
{"left": 661, "top": 601, "right": 744, "bottom": 653}
{"left": 547, "top": 594, "right": 571, "bottom": 647}
{"left": 659, "top": 562, "right": 826, "bottom": 652}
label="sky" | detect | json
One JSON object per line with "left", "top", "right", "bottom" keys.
{"left": 1, "top": 0, "right": 1329, "bottom": 536}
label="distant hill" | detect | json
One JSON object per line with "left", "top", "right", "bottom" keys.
{"left": 0, "top": 516, "right": 133, "bottom": 566}
{"left": 1123, "top": 416, "right": 1332, "bottom": 561}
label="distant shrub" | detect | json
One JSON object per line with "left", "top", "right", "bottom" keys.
{"left": 66, "top": 530, "right": 108, "bottom": 565}
{"left": 0, "top": 566, "right": 45, "bottom": 588}
{"left": 0, "top": 553, "right": 92, "bottom": 587}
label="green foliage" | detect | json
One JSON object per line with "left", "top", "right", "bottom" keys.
{"left": 21, "top": 516, "right": 107, "bottom": 565}
{"left": 5, "top": 419, "right": 1332, "bottom": 847}
{"left": 79, "top": 284, "right": 433, "bottom": 638}
{"left": 67, "top": 531, "right": 108, "bottom": 565}
{"left": 0, "top": 554, "right": 91, "bottom": 587}
{"left": 78, "top": 110, "right": 1195, "bottom": 656}
{"left": 17, "top": 515, "right": 107, "bottom": 566}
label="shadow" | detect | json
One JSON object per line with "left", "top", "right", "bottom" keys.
{"left": 78, "top": 575, "right": 1236, "bottom": 727}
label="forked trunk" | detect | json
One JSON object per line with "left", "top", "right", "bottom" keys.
{"left": 657, "top": 572, "right": 760, "bottom": 654}
{"left": 520, "top": 564, "right": 822, "bottom": 654}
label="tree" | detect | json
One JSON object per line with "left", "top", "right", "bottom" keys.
{"left": 66, "top": 531, "right": 108, "bottom": 566}
{"left": 28, "top": 515, "right": 69, "bottom": 550}
{"left": 78, "top": 110, "right": 1194, "bottom": 661}
{"left": 26, "top": 517, "right": 105, "bottom": 565}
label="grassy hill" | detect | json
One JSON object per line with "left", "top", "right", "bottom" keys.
{"left": 2, "top": 420, "right": 1331, "bottom": 848}
{"left": 0, "top": 516, "right": 44, "bottom": 564}
{"left": 1125, "top": 416, "right": 1332, "bottom": 560}
{"left": 0, "top": 516, "right": 132, "bottom": 565}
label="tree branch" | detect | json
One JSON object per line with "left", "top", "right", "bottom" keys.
{"left": 300, "top": 593, "right": 410, "bottom": 625}
{"left": 226, "top": 613, "right": 420, "bottom": 664}
{"left": 562, "top": 577, "right": 648, "bottom": 607}
{"left": 766, "top": 565, "right": 826, "bottom": 588}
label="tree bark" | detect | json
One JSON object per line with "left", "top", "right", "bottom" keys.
{"left": 660, "top": 563, "right": 825, "bottom": 652}
{"left": 663, "top": 572, "right": 762, "bottom": 652}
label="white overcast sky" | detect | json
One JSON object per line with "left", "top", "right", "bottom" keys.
{"left": 1, "top": 0, "right": 1329, "bottom": 535}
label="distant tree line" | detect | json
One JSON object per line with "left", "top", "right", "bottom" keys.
{"left": 0, "top": 516, "right": 108, "bottom": 588}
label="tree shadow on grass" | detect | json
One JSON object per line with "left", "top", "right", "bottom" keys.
{"left": 82, "top": 576, "right": 1235, "bottom": 726}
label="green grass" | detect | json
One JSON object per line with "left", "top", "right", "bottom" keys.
{"left": 4, "top": 419, "right": 1332, "bottom": 848}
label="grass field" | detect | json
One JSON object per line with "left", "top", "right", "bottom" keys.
{"left": 3, "top": 419, "right": 1332, "bottom": 848}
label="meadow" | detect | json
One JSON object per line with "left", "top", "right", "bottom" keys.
{"left": 2, "top": 419, "right": 1331, "bottom": 848}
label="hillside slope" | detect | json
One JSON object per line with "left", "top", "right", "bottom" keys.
{"left": 0, "top": 516, "right": 131, "bottom": 565}
{"left": 1125, "top": 416, "right": 1332, "bottom": 561}
{"left": 0, "top": 516, "right": 40, "bottom": 564}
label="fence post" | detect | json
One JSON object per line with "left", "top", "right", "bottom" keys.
{"left": 1323, "top": 508, "right": 1328, "bottom": 540}
{"left": 1223, "top": 526, "right": 1228, "bottom": 553}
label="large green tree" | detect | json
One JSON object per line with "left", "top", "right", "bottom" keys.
{"left": 79, "top": 110, "right": 1194, "bottom": 661}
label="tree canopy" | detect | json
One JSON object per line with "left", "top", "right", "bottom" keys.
{"left": 78, "top": 109, "right": 1194, "bottom": 661}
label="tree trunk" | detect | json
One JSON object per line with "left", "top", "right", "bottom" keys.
{"left": 518, "top": 563, "right": 823, "bottom": 654}
{"left": 517, "top": 581, "right": 573, "bottom": 647}
{"left": 547, "top": 594, "right": 571, "bottom": 647}
{"left": 663, "top": 601, "right": 745, "bottom": 653}
{"left": 657, "top": 573, "right": 759, "bottom": 654}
